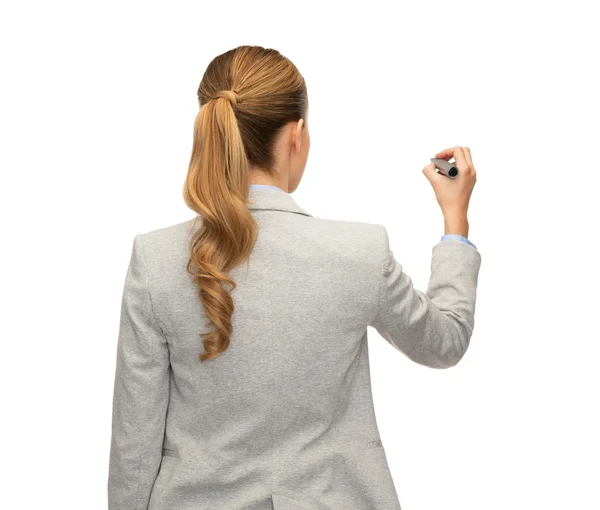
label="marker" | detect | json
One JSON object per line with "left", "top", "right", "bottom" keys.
{"left": 430, "top": 158, "right": 459, "bottom": 178}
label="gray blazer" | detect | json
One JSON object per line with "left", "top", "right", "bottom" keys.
{"left": 108, "top": 186, "right": 482, "bottom": 509}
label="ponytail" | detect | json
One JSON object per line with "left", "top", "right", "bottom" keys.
{"left": 183, "top": 90, "right": 259, "bottom": 362}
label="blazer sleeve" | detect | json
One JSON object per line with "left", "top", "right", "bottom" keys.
{"left": 369, "top": 225, "right": 482, "bottom": 369}
{"left": 108, "top": 234, "right": 170, "bottom": 509}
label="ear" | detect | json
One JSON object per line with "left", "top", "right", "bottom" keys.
{"left": 294, "top": 118, "right": 304, "bottom": 153}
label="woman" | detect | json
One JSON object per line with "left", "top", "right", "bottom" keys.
{"left": 108, "top": 45, "right": 481, "bottom": 510}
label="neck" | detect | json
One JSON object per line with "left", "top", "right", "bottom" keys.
{"left": 249, "top": 168, "right": 289, "bottom": 193}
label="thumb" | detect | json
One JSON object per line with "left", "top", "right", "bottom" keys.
{"left": 422, "top": 162, "right": 439, "bottom": 183}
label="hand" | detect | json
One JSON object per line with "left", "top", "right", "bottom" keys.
{"left": 422, "top": 146, "right": 477, "bottom": 218}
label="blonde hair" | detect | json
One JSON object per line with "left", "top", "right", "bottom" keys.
{"left": 183, "top": 45, "right": 308, "bottom": 362}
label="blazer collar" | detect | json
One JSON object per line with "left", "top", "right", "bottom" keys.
{"left": 247, "top": 186, "right": 312, "bottom": 217}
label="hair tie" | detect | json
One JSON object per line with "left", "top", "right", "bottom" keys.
{"left": 214, "top": 90, "right": 239, "bottom": 108}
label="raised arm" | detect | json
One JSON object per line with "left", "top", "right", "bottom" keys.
{"left": 369, "top": 225, "right": 481, "bottom": 369}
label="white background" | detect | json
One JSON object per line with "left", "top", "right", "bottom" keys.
{"left": 1, "top": 1, "right": 598, "bottom": 509}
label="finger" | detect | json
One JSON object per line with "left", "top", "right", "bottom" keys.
{"left": 435, "top": 146, "right": 468, "bottom": 171}
{"left": 434, "top": 147, "right": 456, "bottom": 160}
{"left": 463, "top": 147, "right": 474, "bottom": 169}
